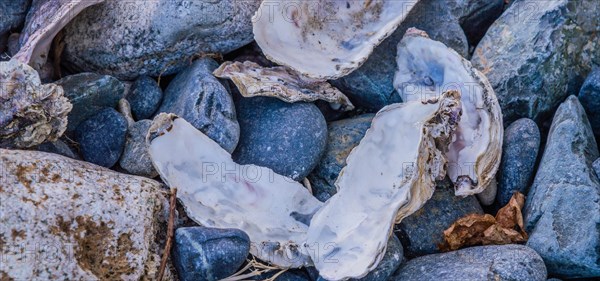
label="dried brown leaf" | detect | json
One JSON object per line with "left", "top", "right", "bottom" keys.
{"left": 439, "top": 192, "right": 528, "bottom": 251}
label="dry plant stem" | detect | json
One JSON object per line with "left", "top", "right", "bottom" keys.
{"left": 220, "top": 257, "right": 286, "bottom": 281}
{"left": 303, "top": 178, "right": 313, "bottom": 195}
{"left": 158, "top": 187, "right": 177, "bottom": 281}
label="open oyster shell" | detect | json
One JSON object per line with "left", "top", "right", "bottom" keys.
{"left": 15, "top": 0, "right": 105, "bottom": 69}
{"left": 253, "top": 0, "right": 419, "bottom": 79}
{"left": 393, "top": 29, "right": 503, "bottom": 196}
{"left": 0, "top": 59, "right": 71, "bottom": 148}
{"left": 306, "top": 91, "right": 462, "bottom": 280}
{"left": 213, "top": 61, "right": 354, "bottom": 111}
{"left": 147, "top": 113, "right": 323, "bottom": 268}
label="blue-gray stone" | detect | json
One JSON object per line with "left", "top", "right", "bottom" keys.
{"left": 524, "top": 96, "right": 600, "bottom": 278}
{"left": 472, "top": 0, "right": 600, "bottom": 125}
{"left": 172, "top": 226, "right": 250, "bottom": 281}
{"left": 307, "top": 114, "right": 374, "bottom": 202}
{"left": 233, "top": 96, "right": 327, "bottom": 181}
{"left": 395, "top": 180, "right": 483, "bottom": 258}
{"left": 75, "top": 108, "right": 127, "bottom": 168}
{"left": 119, "top": 120, "right": 157, "bottom": 178}
{"left": 594, "top": 158, "right": 600, "bottom": 179}
{"left": 578, "top": 68, "right": 600, "bottom": 141}
{"left": 158, "top": 58, "right": 239, "bottom": 153}
{"left": 56, "top": 73, "right": 125, "bottom": 132}
{"left": 127, "top": 76, "right": 162, "bottom": 121}
{"left": 331, "top": 0, "right": 468, "bottom": 111}
{"left": 496, "top": 118, "right": 541, "bottom": 206}
{"left": 35, "top": 140, "right": 78, "bottom": 159}
{"left": 61, "top": 0, "right": 260, "bottom": 79}
{"left": 392, "top": 245, "right": 547, "bottom": 281}
{"left": 454, "top": 0, "right": 505, "bottom": 47}
{"left": 0, "top": 0, "right": 30, "bottom": 35}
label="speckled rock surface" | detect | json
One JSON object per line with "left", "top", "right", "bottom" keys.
{"left": 157, "top": 58, "right": 239, "bottom": 153}
{"left": 75, "top": 108, "right": 128, "bottom": 168}
{"left": 61, "top": 0, "right": 260, "bottom": 79}
{"left": 172, "top": 227, "right": 250, "bottom": 281}
{"left": 233, "top": 96, "right": 327, "bottom": 181}
{"left": 497, "top": 118, "right": 540, "bottom": 206}
{"left": 472, "top": 0, "right": 600, "bottom": 125}
{"left": 55, "top": 72, "right": 125, "bottom": 132}
{"left": 395, "top": 180, "right": 483, "bottom": 258}
{"left": 594, "top": 158, "right": 600, "bottom": 178}
{"left": 392, "top": 245, "right": 547, "bottom": 281}
{"left": 307, "top": 114, "right": 374, "bottom": 202}
{"left": 127, "top": 76, "right": 163, "bottom": 121}
{"left": 0, "top": 0, "right": 30, "bottom": 35}
{"left": 119, "top": 120, "right": 157, "bottom": 178}
{"left": 331, "top": 0, "right": 468, "bottom": 111}
{"left": 0, "top": 149, "right": 172, "bottom": 280}
{"left": 524, "top": 96, "right": 600, "bottom": 278}
{"left": 578, "top": 68, "right": 600, "bottom": 141}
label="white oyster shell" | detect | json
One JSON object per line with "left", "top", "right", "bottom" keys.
{"left": 306, "top": 91, "right": 462, "bottom": 280}
{"left": 213, "top": 61, "right": 354, "bottom": 110}
{"left": 253, "top": 0, "right": 419, "bottom": 79}
{"left": 147, "top": 113, "right": 323, "bottom": 268}
{"left": 393, "top": 29, "right": 503, "bottom": 196}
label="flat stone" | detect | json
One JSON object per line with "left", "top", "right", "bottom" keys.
{"left": 307, "top": 114, "right": 374, "bottom": 202}
{"left": 172, "top": 226, "right": 250, "bottom": 281}
{"left": 127, "top": 76, "right": 163, "bottom": 121}
{"left": 331, "top": 0, "right": 468, "bottom": 111}
{"left": 158, "top": 58, "right": 239, "bottom": 153}
{"left": 55, "top": 72, "right": 125, "bottom": 132}
{"left": 233, "top": 96, "right": 327, "bottom": 181}
{"left": 594, "top": 158, "right": 600, "bottom": 178}
{"left": 75, "top": 108, "right": 128, "bottom": 168}
{"left": 62, "top": 0, "right": 260, "bottom": 79}
{"left": 0, "top": 149, "right": 172, "bottom": 280}
{"left": 578, "top": 68, "right": 600, "bottom": 141}
{"left": 472, "top": 0, "right": 600, "bottom": 125}
{"left": 524, "top": 96, "right": 600, "bottom": 278}
{"left": 395, "top": 181, "right": 483, "bottom": 258}
{"left": 496, "top": 118, "right": 541, "bottom": 206}
{"left": 392, "top": 245, "right": 547, "bottom": 280}
{"left": 119, "top": 120, "right": 157, "bottom": 178}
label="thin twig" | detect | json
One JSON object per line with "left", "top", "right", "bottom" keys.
{"left": 158, "top": 187, "right": 177, "bottom": 281}
{"left": 303, "top": 178, "right": 313, "bottom": 195}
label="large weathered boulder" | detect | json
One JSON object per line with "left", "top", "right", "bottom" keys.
{"left": 524, "top": 96, "right": 600, "bottom": 278}
{"left": 472, "top": 0, "right": 600, "bottom": 124}
{"left": 61, "top": 0, "right": 260, "bottom": 79}
{"left": 0, "top": 149, "right": 172, "bottom": 280}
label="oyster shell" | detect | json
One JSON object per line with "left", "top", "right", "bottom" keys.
{"left": 0, "top": 59, "right": 71, "bottom": 148}
{"left": 393, "top": 29, "right": 503, "bottom": 196}
{"left": 14, "top": 0, "right": 105, "bottom": 68}
{"left": 147, "top": 113, "right": 323, "bottom": 268}
{"left": 306, "top": 91, "right": 462, "bottom": 280}
{"left": 213, "top": 61, "right": 354, "bottom": 111}
{"left": 253, "top": 0, "right": 419, "bottom": 79}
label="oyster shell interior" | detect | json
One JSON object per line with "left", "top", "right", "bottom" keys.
{"left": 253, "top": 0, "right": 419, "bottom": 79}
{"left": 393, "top": 29, "right": 503, "bottom": 196}
{"left": 147, "top": 113, "right": 323, "bottom": 268}
{"left": 306, "top": 91, "right": 462, "bottom": 280}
